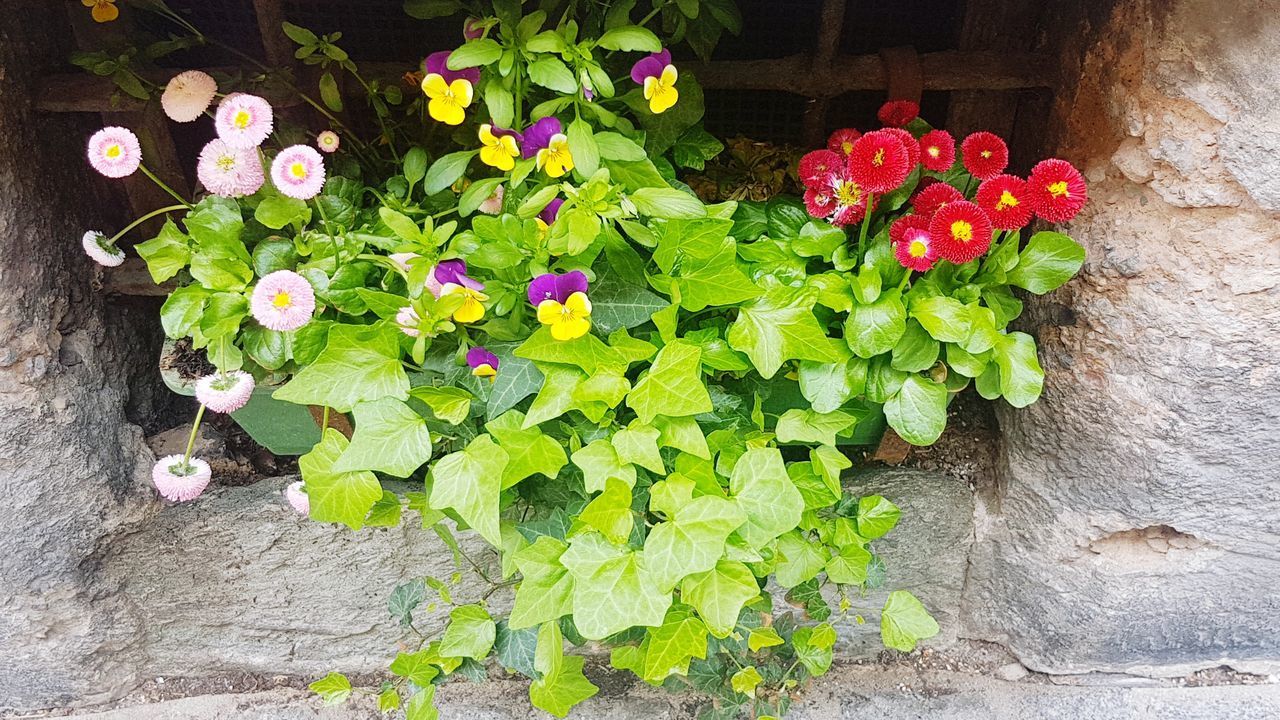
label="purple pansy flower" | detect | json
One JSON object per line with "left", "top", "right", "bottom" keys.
{"left": 466, "top": 346, "right": 500, "bottom": 379}
{"left": 423, "top": 51, "right": 481, "bottom": 86}
{"left": 527, "top": 270, "right": 588, "bottom": 307}
{"left": 520, "top": 117, "right": 564, "bottom": 159}
{"left": 426, "top": 259, "right": 484, "bottom": 298}
{"left": 630, "top": 49, "right": 673, "bottom": 84}
{"left": 463, "top": 17, "right": 485, "bottom": 40}
{"left": 539, "top": 198, "right": 564, "bottom": 226}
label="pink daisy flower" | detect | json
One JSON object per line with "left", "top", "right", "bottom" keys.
{"left": 960, "top": 131, "right": 1009, "bottom": 181}
{"left": 918, "top": 130, "right": 956, "bottom": 173}
{"left": 270, "top": 145, "right": 326, "bottom": 200}
{"left": 827, "top": 128, "right": 862, "bottom": 158}
{"left": 161, "top": 70, "right": 217, "bottom": 123}
{"left": 250, "top": 270, "right": 315, "bottom": 331}
{"left": 804, "top": 187, "right": 836, "bottom": 218}
{"left": 285, "top": 481, "right": 310, "bottom": 514}
{"left": 911, "top": 182, "right": 964, "bottom": 218}
{"left": 195, "top": 371, "right": 256, "bottom": 414}
{"left": 87, "top": 126, "right": 141, "bottom": 178}
{"left": 316, "top": 130, "right": 340, "bottom": 154}
{"left": 847, "top": 130, "right": 911, "bottom": 194}
{"left": 881, "top": 127, "right": 921, "bottom": 169}
{"left": 878, "top": 99, "right": 920, "bottom": 128}
{"left": 152, "top": 455, "right": 212, "bottom": 502}
{"left": 81, "top": 231, "right": 125, "bottom": 267}
{"left": 197, "top": 138, "right": 265, "bottom": 198}
{"left": 396, "top": 306, "right": 421, "bottom": 337}
{"left": 215, "top": 93, "right": 274, "bottom": 149}
{"left": 894, "top": 226, "right": 939, "bottom": 272}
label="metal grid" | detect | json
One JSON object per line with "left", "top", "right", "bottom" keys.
{"left": 702, "top": 90, "right": 811, "bottom": 144}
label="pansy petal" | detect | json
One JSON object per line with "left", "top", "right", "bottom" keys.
{"left": 537, "top": 299, "right": 564, "bottom": 325}
{"left": 422, "top": 73, "right": 448, "bottom": 98}
{"left": 528, "top": 273, "right": 559, "bottom": 306}
{"left": 551, "top": 315, "right": 591, "bottom": 341}
{"left": 564, "top": 291, "right": 592, "bottom": 316}
{"left": 553, "top": 270, "right": 589, "bottom": 301}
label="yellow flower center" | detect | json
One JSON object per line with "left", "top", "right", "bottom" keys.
{"left": 927, "top": 146, "right": 940, "bottom": 158}
{"left": 471, "top": 364, "right": 497, "bottom": 381}
{"left": 272, "top": 291, "right": 292, "bottom": 309}
{"left": 105, "top": 144, "right": 122, "bottom": 159}
{"left": 950, "top": 220, "right": 974, "bottom": 242}
{"left": 289, "top": 162, "right": 308, "bottom": 179}
{"left": 872, "top": 148, "right": 886, "bottom": 167}
{"left": 233, "top": 109, "right": 252, "bottom": 129}
{"left": 981, "top": 150, "right": 992, "bottom": 159}
{"left": 1048, "top": 180, "right": 1070, "bottom": 198}
{"left": 841, "top": 141, "right": 855, "bottom": 155}
{"left": 834, "top": 179, "right": 862, "bottom": 206}
{"left": 909, "top": 239, "right": 929, "bottom": 258}
{"left": 216, "top": 154, "right": 237, "bottom": 171}
{"left": 997, "top": 190, "right": 1020, "bottom": 210}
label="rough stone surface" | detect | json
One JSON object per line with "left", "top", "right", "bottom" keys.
{"left": 963, "top": 0, "right": 1280, "bottom": 677}
{"left": 146, "top": 424, "right": 226, "bottom": 460}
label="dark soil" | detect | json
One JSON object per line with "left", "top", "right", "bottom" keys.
{"left": 159, "top": 337, "right": 216, "bottom": 381}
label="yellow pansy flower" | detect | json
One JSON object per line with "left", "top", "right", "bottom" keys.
{"left": 421, "top": 73, "right": 474, "bottom": 126}
{"left": 536, "top": 133, "right": 574, "bottom": 179}
{"left": 644, "top": 65, "right": 680, "bottom": 114}
{"left": 478, "top": 124, "right": 520, "bottom": 171}
{"left": 83, "top": 0, "right": 118, "bottom": 23}
{"left": 537, "top": 292, "right": 592, "bottom": 341}
{"left": 440, "top": 282, "right": 488, "bottom": 323}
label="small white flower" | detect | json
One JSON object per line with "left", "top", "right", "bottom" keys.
{"left": 81, "top": 231, "right": 125, "bottom": 267}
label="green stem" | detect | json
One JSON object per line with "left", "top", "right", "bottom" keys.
{"left": 321, "top": 405, "right": 330, "bottom": 431}
{"left": 182, "top": 404, "right": 207, "bottom": 466}
{"left": 897, "top": 270, "right": 912, "bottom": 293}
{"left": 138, "top": 164, "right": 192, "bottom": 207}
{"left": 856, "top": 192, "right": 875, "bottom": 260}
{"left": 107, "top": 204, "right": 188, "bottom": 244}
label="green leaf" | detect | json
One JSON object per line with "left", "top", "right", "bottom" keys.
{"left": 529, "top": 622, "right": 599, "bottom": 717}
{"left": 792, "top": 221, "right": 846, "bottom": 259}
{"left": 300, "top": 429, "right": 383, "bottom": 530}
{"left": 494, "top": 621, "right": 540, "bottom": 679}
{"left": 198, "top": 292, "right": 247, "bottom": 339}
{"left": 1007, "top": 231, "right": 1085, "bottom": 294}
{"left": 567, "top": 118, "right": 599, "bottom": 177}
{"left": 825, "top": 542, "right": 871, "bottom": 585}
{"left": 423, "top": 151, "right": 475, "bottom": 195}
{"left": 811, "top": 445, "right": 850, "bottom": 500}
{"left": 728, "top": 285, "right": 839, "bottom": 379}
{"left": 378, "top": 688, "right": 400, "bottom": 712}
{"left": 680, "top": 559, "right": 759, "bottom": 639}
{"left": 524, "top": 364, "right": 587, "bottom": 427}
{"left": 792, "top": 623, "right": 836, "bottom": 675}
{"left": 309, "top": 672, "right": 352, "bottom": 705}
{"left": 570, "top": 439, "right": 636, "bottom": 494}
{"left": 390, "top": 649, "right": 441, "bottom": 686}
{"left": 774, "top": 408, "right": 859, "bottom": 447}
{"left": 483, "top": 81, "right": 514, "bottom": 128}
{"left": 845, "top": 289, "right": 907, "bottom": 359}
{"left": 626, "top": 340, "right": 713, "bottom": 423}
{"left": 731, "top": 666, "right": 763, "bottom": 697}
{"left": 404, "top": 0, "right": 462, "bottom": 20}
{"left": 251, "top": 237, "right": 300, "bottom": 277}
{"left": 643, "top": 609, "right": 709, "bottom": 683}
{"left": 891, "top": 319, "right": 940, "bottom": 372}
{"left": 134, "top": 219, "right": 190, "bottom": 282}
{"left": 729, "top": 448, "right": 803, "bottom": 548}
{"left": 857, "top": 495, "right": 901, "bottom": 539}
{"left": 274, "top": 324, "right": 409, "bottom": 412}
{"left": 510, "top": 536, "right": 575, "bottom": 629}
{"left": 410, "top": 385, "right": 473, "bottom": 424}
{"left": 515, "top": 326, "right": 626, "bottom": 375}
{"left": 559, "top": 533, "right": 671, "bottom": 639}
{"left": 631, "top": 187, "right": 707, "bottom": 218}
{"left": 447, "top": 38, "right": 502, "bottom": 68}
{"left": 910, "top": 295, "right": 970, "bottom": 344}
{"left": 747, "top": 626, "right": 784, "bottom": 652}
{"left": 665, "top": 240, "right": 761, "bottom": 312}
{"left": 459, "top": 177, "right": 504, "bottom": 216}
{"left": 589, "top": 272, "right": 669, "bottom": 334}
{"left": 429, "top": 434, "right": 509, "bottom": 546}
{"left": 388, "top": 579, "right": 425, "bottom": 626}
{"left": 611, "top": 422, "right": 664, "bottom": 474}
{"left": 774, "top": 530, "right": 828, "bottom": 588}
{"left": 884, "top": 374, "right": 948, "bottom": 446}
{"left": 528, "top": 56, "right": 577, "bottom": 93}
{"left": 405, "top": 686, "right": 438, "bottom": 720}
{"left": 580, "top": 478, "right": 634, "bottom": 544}
{"left": 645, "top": 495, "right": 746, "bottom": 591}
{"left": 403, "top": 146, "right": 429, "bottom": 187}
{"left": 881, "top": 590, "right": 940, "bottom": 652}
{"left": 160, "top": 284, "right": 209, "bottom": 338}
{"left": 597, "top": 25, "right": 662, "bottom": 52}
{"left": 994, "top": 331, "right": 1044, "bottom": 407}
{"left": 318, "top": 71, "right": 343, "bottom": 112}
{"left": 653, "top": 415, "right": 710, "bottom": 459}
{"left": 487, "top": 344, "right": 543, "bottom": 418}
{"left": 440, "top": 604, "right": 496, "bottom": 660}
{"left": 487, "top": 410, "right": 568, "bottom": 488}
{"left": 333, "top": 398, "right": 432, "bottom": 477}
{"left": 595, "top": 132, "right": 647, "bottom": 161}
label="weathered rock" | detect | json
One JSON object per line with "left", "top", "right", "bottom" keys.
{"left": 146, "top": 424, "right": 226, "bottom": 460}
{"left": 963, "top": 0, "right": 1280, "bottom": 676}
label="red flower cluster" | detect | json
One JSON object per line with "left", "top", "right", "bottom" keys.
{"left": 799, "top": 120, "right": 1086, "bottom": 273}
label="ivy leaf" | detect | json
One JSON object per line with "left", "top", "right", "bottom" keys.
{"left": 494, "top": 621, "right": 540, "bottom": 679}
{"left": 274, "top": 324, "right": 409, "bottom": 412}
{"left": 825, "top": 542, "right": 871, "bottom": 585}
{"left": 729, "top": 448, "right": 803, "bottom": 549}
{"left": 664, "top": 238, "right": 762, "bottom": 312}
{"left": 626, "top": 340, "right": 713, "bottom": 424}
{"left": 653, "top": 415, "right": 711, "bottom": 459}
{"left": 774, "top": 408, "right": 859, "bottom": 447}
{"left": 134, "top": 219, "right": 190, "bottom": 282}
{"left": 589, "top": 271, "right": 670, "bottom": 335}
{"left": 510, "top": 536, "right": 576, "bottom": 629}
{"left": 405, "top": 686, "right": 438, "bottom": 720}
{"left": 410, "top": 385, "right": 473, "bottom": 424}
{"left": 529, "top": 622, "right": 599, "bottom": 717}
{"left": 810, "top": 445, "right": 851, "bottom": 500}
{"left": 645, "top": 495, "right": 746, "bottom": 591}
{"left": 643, "top": 608, "right": 709, "bottom": 683}
{"left": 786, "top": 578, "right": 832, "bottom": 622}
{"left": 845, "top": 288, "right": 907, "bottom": 359}
{"left": 728, "top": 285, "right": 839, "bottom": 378}
{"left": 611, "top": 422, "right": 665, "bottom": 474}
{"left": 774, "top": 530, "right": 828, "bottom": 588}
{"left": 524, "top": 364, "right": 588, "bottom": 427}
{"left": 681, "top": 559, "right": 760, "bottom": 638}
{"left": 486, "top": 343, "right": 543, "bottom": 419}
{"left": 388, "top": 579, "right": 426, "bottom": 627}
{"left": 515, "top": 326, "right": 627, "bottom": 375}
{"left": 486, "top": 410, "right": 568, "bottom": 489}
{"left": 1007, "top": 231, "right": 1085, "bottom": 294}
{"left": 333, "top": 398, "right": 432, "bottom": 477}
{"left": 378, "top": 688, "right": 400, "bottom": 712}
{"left": 731, "top": 666, "right": 763, "bottom": 697}
{"left": 390, "top": 649, "right": 440, "bottom": 686}
{"left": 429, "top": 434, "right": 509, "bottom": 546}
{"left": 580, "top": 478, "right": 634, "bottom": 544}
{"left": 571, "top": 439, "right": 637, "bottom": 494}
{"left": 308, "top": 672, "right": 352, "bottom": 705}
{"left": 881, "top": 590, "right": 940, "bottom": 652}
{"left": 747, "top": 626, "right": 784, "bottom": 652}
{"left": 559, "top": 532, "right": 672, "bottom": 639}
{"left": 440, "top": 604, "right": 496, "bottom": 660}
{"left": 994, "top": 331, "right": 1044, "bottom": 408}
{"left": 857, "top": 495, "right": 901, "bottom": 539}
{"left": 792, "top": 623, "right": 836, "bottom": 676}
{"left": 300, "top": 429, "right": 383, "bottom": 530}
{"left": 884, "top": 374, "right": 948, "bottom": 446}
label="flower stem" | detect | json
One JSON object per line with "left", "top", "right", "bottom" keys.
{"left": 321, "top": 405, "right": 330, "bottom": 431}
{"left": 138, "top": 164, "right": 192, "bottom": 207}
{"left": 182, "top": 404, "right": 207, "bottom": 466}
{"left": 108, "top": 204, "right": 188, "bottom": 244}
{"left": 856, "top": 192, "right": 875, "bottom": 260}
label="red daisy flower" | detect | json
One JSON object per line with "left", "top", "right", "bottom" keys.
{"left": 975, "top": 174, "right": 1033, "bottom": 230}
{"left": 929, "top": 200, "right": 994, "bottom": 264}
{"left": 889, "top": 213, "right": 930, "bottom": 245}
{"left": 911, "top": 182, "right": 964, "bottom": 218}
{"left": 894, "top": 226, "right": 939, "bottom": 272}
{"left": 799, "top": 149, "right": 842, "bottom": 190}
{"left": 804, "top": 187, "right": 837, "bottom": 218}
{"left": 847, "top": 130, "right": 911, "bottom": 194}
{"left": 918, "top": 129, "right": 956, "bottom": 173}
{"left": 827, "top": 128, "right": 862, "bottom": 157}
{"left": 878, "top": 99, "right": 919, "bottom": 128}
{"left": 960, "top": 131, "right": 1009, "bottom": 180}
{"left": 828, "top": 172, "right": 872, "bottom": 227}
{"left": 881, "top": 127, "right": 921, "bottom": 170}
{"left": 1027, "top": 158, "right": 1088, "bottom": 223}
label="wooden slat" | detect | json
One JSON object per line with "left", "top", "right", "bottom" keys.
{"left": 800, "top": 0, "right": 848, "bottom": 146}
{"left": 948, "top": 0, "right": 1046, "bottom": 141}
{"left": 36, "top": 68, "right": 303, "bottom": 113}
{"left": 250, "top": 0, "right": 296, "bottom": 68}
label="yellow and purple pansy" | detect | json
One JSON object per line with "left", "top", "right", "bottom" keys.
{"left": 421, "top": 51, "right": 481, "bottom": 126}
{"left": 478, "top": 124, "right": 522, "bottom": 171}
{"left": 535, "top": 197, "right": 564, "bottom": 239}
{"left": 427, "top": 259, "right": 488, "bottom": 323}
{"left": 522, "top": 117, "right": 574, "bottom": 178}
{"left": 529, "top": 270, "right": 591, "bottom": 341}
{"left": 631, "top": 49, "right": 679, "bottom": 114}
{"left": 466, "top": 346, "right": 500, "bottom": 381}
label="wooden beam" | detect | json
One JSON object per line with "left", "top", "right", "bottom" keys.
{"left": 250, "top": 0, "right": 296, "bottom": 68}
{"left": 36, "top": 68, "right": 304, "bottom": 113}
{"left": 948, "top": 0, "right": 1047, "bottom": 147}
{"left": 800, "top": 0, "right": 848, "bottom": 146}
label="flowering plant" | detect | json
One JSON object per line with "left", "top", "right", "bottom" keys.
{"left": 78, "top": 2, "right": 1085, "bottom": 718}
